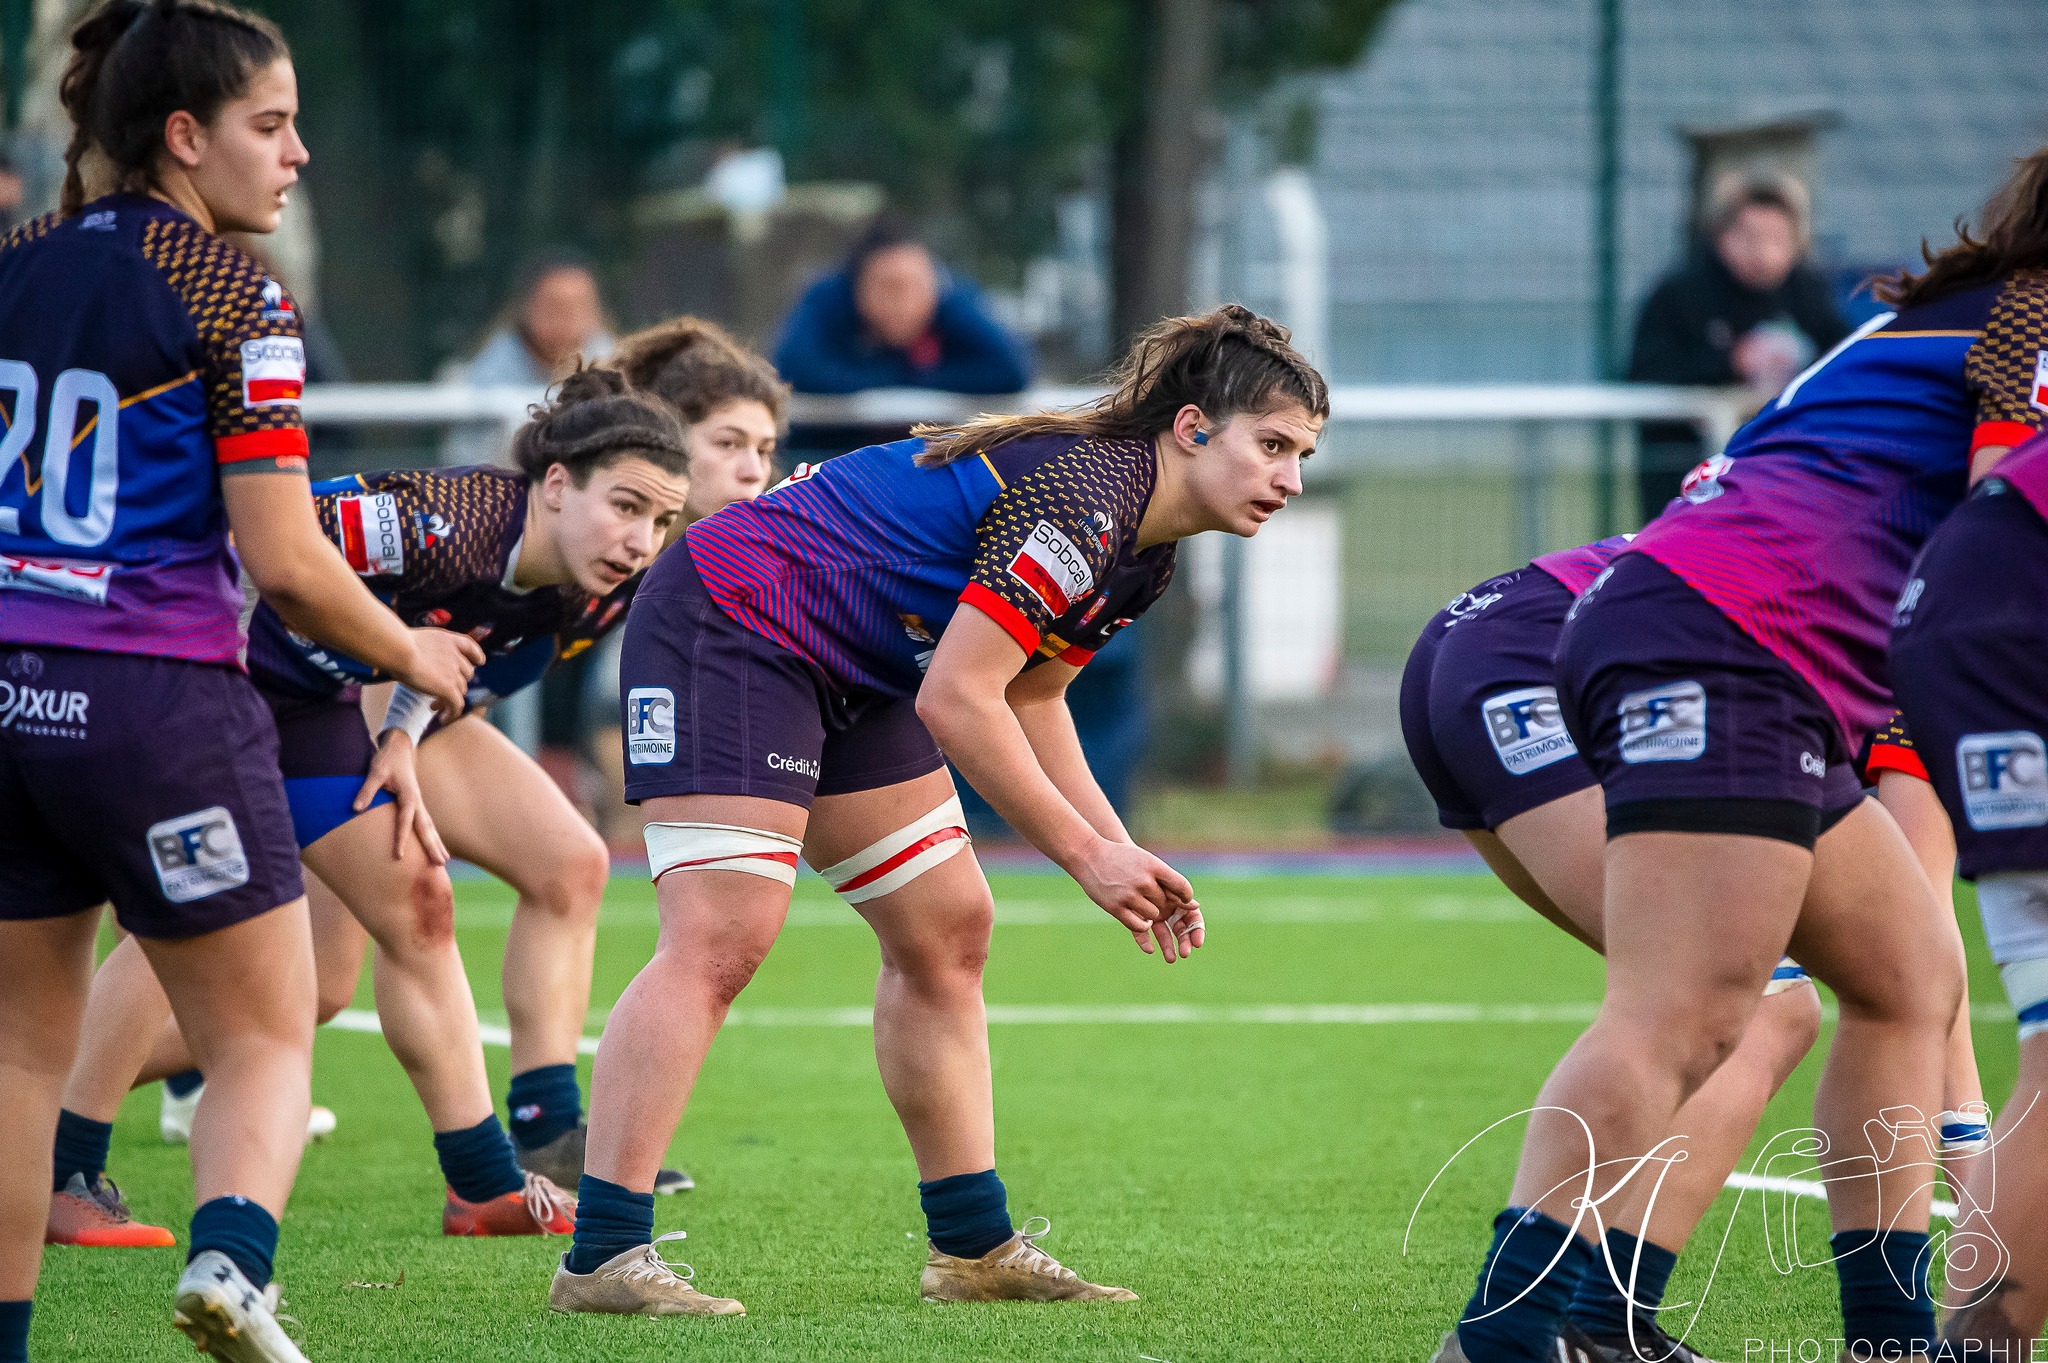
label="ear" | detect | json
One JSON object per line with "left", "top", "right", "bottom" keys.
{"left": 162, "top": 110, "right": 207, "bottom": 171}
{"left": 1169, "top": 403, "right": 1209, "bottom": 456}
{"left": 538, "top": 462, "right": 571, "bottom": 510}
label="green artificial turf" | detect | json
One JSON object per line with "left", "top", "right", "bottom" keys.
{"left": 33, "top": 873, "right": 2011, "bottom": 1361}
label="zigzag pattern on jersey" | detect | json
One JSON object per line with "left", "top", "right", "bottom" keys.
{"left": 314, "top": 466, "right": 542, "bottom": 598}
{"left": 0, "top": 211, "right": 58, "bottom": 256}
{"left": 1965, "top": 269, "right": 2048, "bottom": 431}
{"left": 140, "top": 217, "right": 302, "bottom": 445}
{"left": 1869, "top": 710, "right": 1914, "bottom": 752}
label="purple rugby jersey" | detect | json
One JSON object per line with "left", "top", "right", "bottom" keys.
{"left": 1530, "top": 533, "right": 1634, "bottom": 596}
{"left": 1982, "top": 429, "right": 2048, "bottom": 524}
{"left": 0, "top": 196, "right": 310, "bottom": 664}
{"left": 1624, "top": 270, "right": 2048, "bottom": 746}
{"left": 682, "top": 433, "right": 1176, "bottom": 698}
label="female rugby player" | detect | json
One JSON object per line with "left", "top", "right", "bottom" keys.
{"left": 544, "top": 305, "right": 1323, "bottom": 1318}
{"left": 1433, "top": 150, "right": 2048, "bottom": 1363}
{"left": 1405, "top": 541, "right": 1984, "bottom": 1363}
{"left": 0, "top": 3, "right": 481, "bottom": 1359}
{"left": 52, "top": 369, "right": 692, "bottom": 1246}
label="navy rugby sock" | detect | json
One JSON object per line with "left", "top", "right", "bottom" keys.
{"left": 432, "top": 1114, "right": 527, "bottom": 1205}
{"left": 1456, "top": 1206, "right": 1594, "bottom": 1363}
{"left": 1831, "top": 1228, "right": 1935, "bottom": 1356}
{"left": 0, "top": 1300, "right": 27, "bottom": 1363}
{"left": 189, "top": 1196, "right": 278, "bottom": 1290}
{"left": 506, "top": 1064, "right": 581, "bottom": 1151}
{"left": 1563, "top": 1226, "right": 1676, "bottom": 1338}
{"left": 51, "top": 1109, "right": 112, "bottom": 1191}
{"left": 566, "top": 1176, "right": 655, "bottom": 1275}
{"left": 164, "top": 1069, "right": 205, "bottom": 1100}
{"left": 919, "top": 1169, "right": 1013, "bottom": 1260}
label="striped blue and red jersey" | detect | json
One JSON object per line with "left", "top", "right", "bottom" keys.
{"left": 0, "top": 194, "right": 309, "bottom": 664}
{"left": 683, "top": 433, "right": 1176, "bottom": 698}
{"left": 1625, "top": 271, "right": 2048, "bottom": 745}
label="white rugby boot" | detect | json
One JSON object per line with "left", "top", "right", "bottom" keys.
{"left": 162, "top": 1082, "right": 335, "bottom": 1144}
{"left": 173, "top": 1250, "right": 309, "bottom": 1362}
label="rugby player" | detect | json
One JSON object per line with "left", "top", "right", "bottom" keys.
{"left": 0, "top": 2, "right": 482, "bottom": 1358}
{"left": 545, "top": 305, "right": 1322, "bottom": 1317}
{"left": 51, "top": 368, "right": 695, "bottom": 1246}
{"left": 1432, "top": 149, "right": 2048, "bottom": 1363}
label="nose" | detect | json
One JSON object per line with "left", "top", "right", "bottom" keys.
{"left": 624, "top": 519, "right": 658, "bottom": 559}
{"left": 286, "top": 125, "right": 310, "bottom": 169}
{"left": 1277, "top": 454, "right": 1304, "bottom": 499}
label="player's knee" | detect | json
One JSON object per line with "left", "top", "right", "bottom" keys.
{"left": 886, "top": 903, "right": 994, "bottom": 990}
{"left": 1752, "top": 975, "right": 1823, "bottom": 1080}
{"left": 404, "top": 866, "right": 458, "bottom": 951}
{"left": 313, "top": 976, "right": 357, "bottom": 1026}
{"left": 525, "top": 827, "right": 611, "bottom": 923}
{"left": 687, "top": 947, "right": 770, "bottom": 1009}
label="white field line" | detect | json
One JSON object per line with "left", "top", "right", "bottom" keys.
{"left": 324, "top": 1007, "right": 1967, "bottom": 1219}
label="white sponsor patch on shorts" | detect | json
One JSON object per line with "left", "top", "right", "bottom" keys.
{"left": 1617, "top": 681, "right": 1708, "bottom": 763}
{"left": 1006, "top": 520, "right": 1095, "bottom": 616}
{"left": 626, "top": 687, "right": 675, "bottom": 765}
{"left": 1958, "top": 731, "right": 2048, "bottom": 831}
{"left": 1481, "top": 686, "right": 1578, "bottom": 775}
{"left": 145, "top": 807, "right": 250, "bottom": 904}
{"left": 240, "top": 335, "right": 305, "bottom": 409}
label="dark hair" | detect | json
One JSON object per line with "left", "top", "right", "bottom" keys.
{"left": 59, "top": 0, "right": 289, "bottom": 215}
{"left": 511, "top": 365, "right": 690, "bottom": 486}
{"left": 1880, "top": 148, "right": 2048, "bottom": 309}
{"left": 610, "top": 316, "right": 789, "bottom": 429}
{"left": 1707, "top": 177, "right": 1805, "bottom": 240}
{"left": 846, "top": 209, "right": 926, "bottom": 282}
{"left": 914, "top": 304, "right": 1329, "bottom": 467}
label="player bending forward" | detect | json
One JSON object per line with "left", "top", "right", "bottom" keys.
{"left": 547, "top": 305, "right": 1326, "bottom": 1317}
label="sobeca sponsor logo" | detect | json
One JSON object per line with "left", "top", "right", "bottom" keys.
{"left": 1482, "top": 686, "right": 1578, "bottom": 775}
{"left": 1617, "top": 681, "right": 1708, "bottom": 763}
{"left": 626, "top": 687, "right": 675, "bottom": 765}
{"left": 1958, "top": 731, "right": 2048, "bottom": 831}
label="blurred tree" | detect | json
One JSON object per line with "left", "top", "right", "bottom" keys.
{"left": 247, "top": 0, "right": 1394, "bottom": 379}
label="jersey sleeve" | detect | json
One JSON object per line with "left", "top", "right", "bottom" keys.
{"left": 960, "top": 448, "right": 1133, "bottom": 660}
{"left": 311, "top": 471, "right": 435, "bottom": 583}
{"left": 1043, "top": 550, "right": 1177, "bottom": 666}
{"left": 201, "top": 247, "right": 309, "bottom": 469}
{"left": 1963, "top": 272, "right": 2048, "bottom": 455}
{"left": 310, "top": 468, "right": 524, "bottom": 594}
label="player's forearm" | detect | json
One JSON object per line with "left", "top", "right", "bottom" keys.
{"left": 1010, "top": 695, "right": 1130, "bottom": 844}
{"left": 918, "top": 684, "right": 1100, "bottom": 868}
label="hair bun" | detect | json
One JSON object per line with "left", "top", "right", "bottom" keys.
{"left": 546, "top": 364, "right": 629, "bottom": 408}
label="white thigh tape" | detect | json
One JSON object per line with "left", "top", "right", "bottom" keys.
{"left": 2001, "top": 957, "right": 2048, "bottom": 1041}
{"left": 818, "top": 796, "right": 970, "bottom": 904}
{"left": 1976, "top": 872, "right": 2048, "bottom": 965}
{"left": 1763, "top": 957, "right": 1811, "bottom": 996}
{"left": 645, "top": 822, "right": 804, "bottom": 887}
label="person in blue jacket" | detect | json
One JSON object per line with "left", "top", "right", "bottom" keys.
{"left": 772, "top": 212, "right": 1032, "bottom": 396}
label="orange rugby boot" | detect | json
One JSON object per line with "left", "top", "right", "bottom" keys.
{"left": 45, "top": 1173, "right": 177, "bottom": 1248}
{"left": 443, "top": 1170, "right": 576, "bottom": 1237}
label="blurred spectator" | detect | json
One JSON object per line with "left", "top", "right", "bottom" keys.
{"left": 441, "top": 251, "right": 615, "bottom": 466}
{"left": 1627, "top": 173, "right": 1849, "bottom": 520}
{"left": 773, "top": 213, "right": 1033, "bottom": 396}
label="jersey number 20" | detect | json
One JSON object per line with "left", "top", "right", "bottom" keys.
{"left": 0, "top": 360, "right": 121, "bottom": 548}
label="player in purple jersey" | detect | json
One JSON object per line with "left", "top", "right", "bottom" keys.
{"left": 46, "top": 370, "right": 691, "bottom": 1249}
{"left": 542, "top": 306, "right": 1324, "bottom": 1318}
{"left": 1894, "top": 406, "right": 2048, "bottom": 1352}
{"left": 1432, "top": 154, "right": 2048, "bottom": 1363}
{"left": 0, "top": 5, "right": 485, "bottom": 1361}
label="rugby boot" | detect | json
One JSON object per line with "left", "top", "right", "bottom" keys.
{"left": 172, "top": 1250, "right": 309, "bottom": 1363}
{"left": 1939, "top": 1283, "right": 2032, "bottom": 1361}
{"left": 1427, "top": 1331, "right": 1472, "bottom": 1363}
{"left": 45, "top": 1172, "right": 176, "bottom": 1248}
{"left": 1555, "top": 1315, "right": 1729, "bottom": 1363}
{"left": 162, "top": 1083, "right": 336, "bottom": 1145}
{"left": 516, "top": 1121, "right": 694, "bottom": 1194}
{"left": 443, "top": 1170, "right": 576, "bottom": 1236}
{"left": 547, "top": 1231, "right": 746, "bottom": 1316}
{"left": 919, "top": 1218, "right": 1138, "bottom": 1302}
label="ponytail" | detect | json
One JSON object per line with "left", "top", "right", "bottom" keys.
{"left": 511, "top": 365, "right": 690, "bottom": 485}
{"left": 610, "top": 316, "right": 789, "bottom": 429}
{"left": 914, "top": 304, "right": 1329, "bottom": 466}
{"left": 59, "top": 0, "right": 288, "bottom": 215}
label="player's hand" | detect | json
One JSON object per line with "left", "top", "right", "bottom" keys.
{"left": 396, "top": 628, "right": 484, "bottom": 718}
{"left": 1072, "top": 838, "right": 1201, "bottom": 961}
{"left": 354, "top": 729, "right": 449, "bottom": 865}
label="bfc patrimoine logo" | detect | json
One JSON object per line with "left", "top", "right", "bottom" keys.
{"left": 1617, "top": 681, "right": 1708, "bottom": 763}
{"left": 145, "top": 807, "right": 250, "bottom": 903}
{"left": 1481, "top": 686, "right": 1578, "bottom": 775}
{"left": 626, "top": 687, "right": 675, "bottom": 766}
{"left": 1958, "top": 731, "right": 2048, "bottom": 830}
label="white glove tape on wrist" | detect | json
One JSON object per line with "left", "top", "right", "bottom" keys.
{"left": 644, "top": 821, "right": 804, "bottom": 887}
{"left": 380, "top": 684, "right": 436, "bottom": 745}
{"left": 816, "top": 796, "right": 970, "bottom": 904}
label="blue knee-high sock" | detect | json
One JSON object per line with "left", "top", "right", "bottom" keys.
{"left": 919, "top": 1169, "right": 1013, "bottom": 1260}
{"left": 51, "top": 1109, "right": 112, "bottom": 1191}
{"left": 1563, "top": 1226, "right": 1677, "bottom": 1338}
{"left": 164, "top": 1069, "right": 204, "bottom": 1100}
{"left": 188, "top": 1197, "right": 279, "bottom": 1290}
{"left": 1457, "top": 1207, "right": 1595, "bottom": 1363}
{"left": 0, "top": 1300, "right": 28, "bottom": 1363}
{"left": 1832, "top": 1229, "right": 1935, "bottom": 1355}
{"left": 566, "top": 1176, "right": 655, "bottom": 1275}
{"left": 506, "top": 1064, "right": 581, "bottom": 1151}
{"left": 432, "top": 1114, "right": 527, "bottom": 1204}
